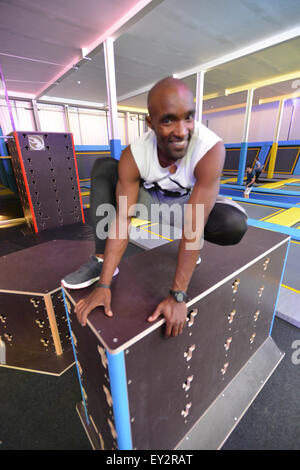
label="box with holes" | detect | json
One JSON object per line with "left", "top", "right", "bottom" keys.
{"left": 7, "top": 131, "right": 84, "bottom": 233}
{"left": 0, "top": 239, "right": 96, "bottom": 375}
{"left": 62, "top": 226, "right": 289, "bottom": 450}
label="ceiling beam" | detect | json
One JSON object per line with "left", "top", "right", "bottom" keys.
{"left": 259, "top": 91, "right": 300, "bottom": 104}
{"left": 175, "top": 26, "right": 300, "bottom": 78}
{"left": 118, "top": 25, "right": 300, "bottom": 103}
{"left": 225, "top": 70, "right": 300, "bottom": 95}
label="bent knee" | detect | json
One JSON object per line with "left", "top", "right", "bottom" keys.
{"left": 91, "top": 157, "right": 118, "bottom": 179}
{"left": 205, "top": 209, "right": 248, "bottom": 246}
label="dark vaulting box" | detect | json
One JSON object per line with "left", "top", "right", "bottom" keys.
{"left": 7, "top": 131, "right": 85, "bottom": 233}
{"left": 62, "top": 226, "right": 289, "bottom": 450}
{"left": 0, "top": 240, "right": 95, "bottom": 375}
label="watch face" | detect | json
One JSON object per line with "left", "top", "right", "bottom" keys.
{"left": 170, "top": 289, "right": 187, "bottom": 302}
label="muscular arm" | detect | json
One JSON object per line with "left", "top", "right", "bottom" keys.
{"left": 148, "top": 140, "right": 225, "bottom": 335}
{"left": 172, "top": 140, "right": 225, "bottom": 291}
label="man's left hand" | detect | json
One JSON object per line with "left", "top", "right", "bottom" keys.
{"left": 147, "top": 295, "right": 187, "bottom": 336}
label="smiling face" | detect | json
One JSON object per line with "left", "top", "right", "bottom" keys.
{"left": 146, "top": 78, "right": 195, "bottom": 165}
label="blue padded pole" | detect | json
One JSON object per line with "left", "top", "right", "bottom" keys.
{"left": 61, "top": 288, "right": 89, "bottom": 425}
{"left": 237, "top": 141, "right": 248, "bottom": 185}
{"left": 269, "top": 238, "right": 291, "bottom": 336}
{"left": 110, "top": 139, "right": 122, "bottom": 161}
{"left": 106, "top": 349, "right": 133, "bottom": 450}
{"left": 237, "top": 89, "right": 254, "bottom": 185}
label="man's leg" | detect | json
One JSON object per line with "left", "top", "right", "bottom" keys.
{"left": 139, "top": 191, "right": 248, "bottom": 247}
{"left": 62, "top": 157, "right": 119, "bottom": 289}
{"left": 255, "top": 170, "right": 262, "bottom": 183}
{"left": 90, "top": 157, "right": 119, "bottom": 256}
{"left": 204, "top": 197, "right": 248, "bottom": 245}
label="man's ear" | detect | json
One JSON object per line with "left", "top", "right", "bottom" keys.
{"left": 146, "top": 115, "right": 152, "bottom": 129}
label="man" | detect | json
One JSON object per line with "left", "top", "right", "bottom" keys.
{"left": 253, "top": 159, "right": 262, "bottom": 183}
{"left": 62, "top": 77, "right": 248, "bottom": 336}
{"left": 244, "top": 166, "right": 256, "bottom": 198}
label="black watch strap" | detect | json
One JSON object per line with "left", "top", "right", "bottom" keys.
{"left": 169, "top": 289, "right": 188, "bottom": 303}
{"left": 95, "top": 283, "right": 110, "bottom": 289}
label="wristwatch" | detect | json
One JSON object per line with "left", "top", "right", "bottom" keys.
{"left": 169, "top": 289, "right": 188, "bottom": 303}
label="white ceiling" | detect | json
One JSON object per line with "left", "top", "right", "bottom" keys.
{"left": 1, "top": 0, "right": 300, "bottom": 111}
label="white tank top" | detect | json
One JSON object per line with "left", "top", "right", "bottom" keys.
{"left": 130, "top": 121, "right": 221, "bottom": 194}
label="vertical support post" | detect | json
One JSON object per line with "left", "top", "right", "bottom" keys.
{"left": 104, "top": 38, "right": 122, "bottom": 160}
{"left": 0, "top": 126, "right": 10, "bottom": 188}
{"left": 31, "top": 100, "right": 41, "bottom": 131}
{"left": 106, "top": 350, "right": 133, "bottom": 450}
{"left": 0, "top": 126, "right": 17, "bottom": 192}
{"left": 195, "top": 71, "right": 205, "bottom": 123}
{"left": 125, "top": 112, "right": 130, "bottom": 145}
{"left": 144, "top": 114, "right": 148, "bottom": 133}
{"left": 267, "top": 99, "right": 285, "bottom": 179}
{"left": 64, "top": 105, "right": 71, "bottom": 133}
{"left": 237, "top": 88, "right": 254, "bottom": 185}
{"left": 0, "top": 62, "right": 16, "bottom": 132}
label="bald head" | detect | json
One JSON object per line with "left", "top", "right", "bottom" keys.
{"left": 146, "top": 77, "right": 195, "bottom": 161}
{"left": 147, "top": 77, "right": 194, "bottom": 117}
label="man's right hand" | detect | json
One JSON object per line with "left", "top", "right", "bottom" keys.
{"left": 75, "top": 287, "right": 113, "bottom": 326}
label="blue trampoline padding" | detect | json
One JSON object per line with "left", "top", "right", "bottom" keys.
{"left": 219, "top": 187, "right": 300, "bottom": 205}
{"left": 269, "top": 238, "right": 291, "bottom": 336}
{"left": 221, "top": 183, "right": 300, "bottom": 197}
{"left": 106, "top": 350, "right": 133, "bottom": 450}
{"left": 75, "top": 145, "right": 111, "bottom": 151}
{"left": 247, "top": 218, "right": 300, "bottom": 241}
{"left": 219, "top": 194, "right": 295, "bottom": 210}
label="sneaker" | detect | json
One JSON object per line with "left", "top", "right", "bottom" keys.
{"left": 61, "top": 255, "right": 119, "bottom": 289}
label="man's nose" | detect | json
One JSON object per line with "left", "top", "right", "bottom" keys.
{"left": 174, "top": 120, "right": 188, "bottom": 138}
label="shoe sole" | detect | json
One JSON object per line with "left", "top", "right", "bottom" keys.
{"left": 61, "top": 267, "right": 119, "bottom": 290}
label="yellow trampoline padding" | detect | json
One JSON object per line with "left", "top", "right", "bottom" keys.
{"left": 281, "top": 284, "right": 300, "bottom": 294}
{"left": 221, "top": 177, "right": 247, "bottom": 184}
{"left": 259, "top": 178, "right": 300, "bottom": 189}
{"left": 0, "top": 188, "right": 14, "bottom": 196}
{"left": 265, "top": 207, "right": 300, "bottom": 227}
{"left": 130, "top": 218, "right": 152, "bottom": 227}
{"left": 140, "top": 224, "right": 173, "bottom": 241}
{"left": 221, "top": 178, "right": 237, "bottom": 183}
